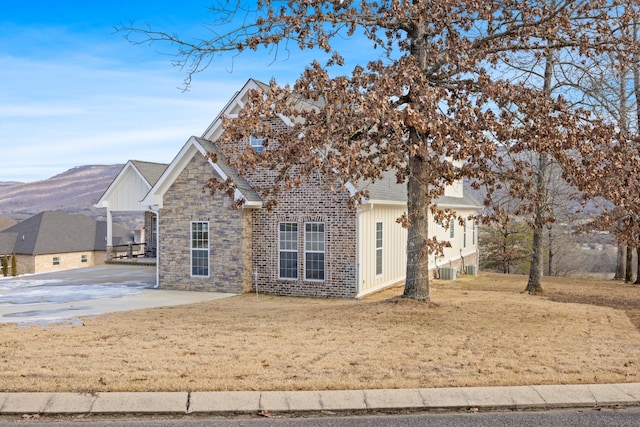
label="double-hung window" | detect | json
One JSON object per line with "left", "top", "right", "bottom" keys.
{"left": 450, "top": 218, "right": 455, "bottom": 239}
{"left": 472, "top": 220, "right": 476, "bottom": 245}
{"left": 279, "top": 222, "right": 298, "bottom": 279}
{"left": 191, "top": 221, "right": 209, "bottom": 277}
{"left": 375, "top": 222, "right": 383, "bottom": 276}
{"left": 304, "top": 222, "right": 325, "bottom": 281}
{"left": 250, "top": 135, "right": 264, "bottom": 153}
{"left": 463, "top": 219, "right": 467, "bottom": 248}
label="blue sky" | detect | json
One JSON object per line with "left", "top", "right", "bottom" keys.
{"left": 0, "top": 1, "right": 368, "bottom": 183}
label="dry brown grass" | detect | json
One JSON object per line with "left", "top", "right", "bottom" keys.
{"left": 0, "top": 273, "right": 639, "bottom": 393}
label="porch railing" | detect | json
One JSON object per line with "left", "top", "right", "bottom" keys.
{"left": 108, "top": 243, "right": 147, "bottom": 260}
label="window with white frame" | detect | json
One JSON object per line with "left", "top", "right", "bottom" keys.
{"left": 472, "top": 220, "right": 476, "bottom": 245}
{"left": 191, "top": 221, "right": 209, "bottom": 277}
{"left": 250, "top": 135, "right": 264, "bottom": 153}
{"left": 279, "top": 222, "right": 298, "bottom": 279}
{"left": 52, "top": 257, "right": 60, "bottom": 266}
{"left": 305, "top": 222, "right": 325, "bottom": 281}
{"left": 375, "top": 221, "right": 383, "bottom": 276}
{"left": 81, "top": 254, "right": 88, "bottom": 263}
{"left": 450, "top": 218, "right": 455, "bottom": 239}
{"left": 463, "top": 219, "right": 467, "bottom": 248}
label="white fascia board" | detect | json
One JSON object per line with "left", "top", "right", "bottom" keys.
{"left": 95, "top": 161, "right": 150, "bottom": 208}
{"left": 437, "top": 202, "right": 483, "bottom": 210}
{"left": 363, "top": 199, "right": 406, "bottom": 207}
{"left": 203, "top": 79, "right": 262, "bottom": 141}
{"left": 142, "top": 138, "right": 200, "bottom": 208}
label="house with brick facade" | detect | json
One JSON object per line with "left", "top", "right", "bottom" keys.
{"left": 100, "top": 79, "right": 480, "bottom": 298}
{"left": 0, "top": 211, "right": 129, "bottom": 275}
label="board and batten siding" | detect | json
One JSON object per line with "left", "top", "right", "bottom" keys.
{"left": 357, "top": 204, "right": 407, "bottom": 297}
{"left": 108, "top": 167, "right": 152, "bottom": 211}
{"left": 432, "top": 207, "right": 479, "bottom": 270}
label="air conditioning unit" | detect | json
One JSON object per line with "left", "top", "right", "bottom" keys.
{"left": 465, "top": 265, "right": 478, "bottom": 276}
{"left": 439, "top": 267, "right": 457, "bottom": 280}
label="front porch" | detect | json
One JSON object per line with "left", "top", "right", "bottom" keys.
{"left": 105, "top": 242, "right": 157, "bottom": 266}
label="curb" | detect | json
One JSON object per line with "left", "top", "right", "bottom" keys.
{"left": 0, "top": 384, "right": 639, "bottom": 416}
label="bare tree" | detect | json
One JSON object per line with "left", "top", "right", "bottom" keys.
{"left": 121, "top": 0, "right": 636, "bottom": 301}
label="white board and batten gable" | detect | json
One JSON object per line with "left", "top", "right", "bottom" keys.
{"left": 95, "top": 161, "right": 167, "bottom": 212}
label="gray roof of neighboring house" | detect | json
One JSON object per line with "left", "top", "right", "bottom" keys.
{"left": 130, "top": 160, "right": 168, "bottom": 187}
{"left": 194, "top": 137, "right": 263, "bottom": 203}
{"left": 0, "top": 211, "right": 130, "bottom": 255}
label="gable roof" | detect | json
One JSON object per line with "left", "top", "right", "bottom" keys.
{"left": 0, "top": 211, "right": 130, "bottom": 255}
{"left": 95, "top": 160, "right": 168, "bottom": 210}
{"left": 142, "top": 136, "right": 262, "bottom": 209}
{"left": 130, "top": 160, "right": 168, "bottom": 187}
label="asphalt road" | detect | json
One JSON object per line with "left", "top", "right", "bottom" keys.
{"left": 2, "top": 408, "right": 640, "bottom": 426}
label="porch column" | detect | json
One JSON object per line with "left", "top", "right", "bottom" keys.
{"left": 106, "top": 209, "right": 113, "bottom": 257}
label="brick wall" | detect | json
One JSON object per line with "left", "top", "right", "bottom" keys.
{"left": 158, "top": 152, "right": 247, "bottom": 293}
{"left": 250, "top": 183, "right": 358, "bottom": 298}
{"left": 216, "top": 119, "right": 359, "bottom": 298}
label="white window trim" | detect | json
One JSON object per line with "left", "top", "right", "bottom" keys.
{"left": 278, "top": 222, "right": 298, "bottom": 280}
{"left": 375, "top": 221, "right": 383, "bottom": 277}
{"left": 250, "top": 135, "right": 264, "bottom": 153}
{"left": 190, "top": 221, "right": 210, "bottom": 278}
{"left": 472, "top": 220, "right": 476, "bottom": 246}
{"left": 304, "top": 222, "right": 325, "bottom": 282}
{"left": 463, "top": 219, "right": 467, "bottom": 248}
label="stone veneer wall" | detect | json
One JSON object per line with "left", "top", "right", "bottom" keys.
{"left": 158, "top": 152, "right": 247, "bottom": 293}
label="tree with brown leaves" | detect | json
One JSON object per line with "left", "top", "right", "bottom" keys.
{"left": 121, "top": 1, "right": 636, "bottom": 301}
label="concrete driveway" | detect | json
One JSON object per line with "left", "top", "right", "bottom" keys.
{"left": 0, "top": 265, "right": 234, "bottom": 326}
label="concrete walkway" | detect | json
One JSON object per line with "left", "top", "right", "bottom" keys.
{"left": 1, "top": 383, "right": 639, "bottom": 416}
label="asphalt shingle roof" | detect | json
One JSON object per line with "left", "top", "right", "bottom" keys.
{"left": 130, "top": 160, "right": 168, "bottom": 187}
{"left": 194, "top": 137, "right": 263, "bottom": 204}
{"left": 0, "top": 211, "right": 129, "bottom": 255}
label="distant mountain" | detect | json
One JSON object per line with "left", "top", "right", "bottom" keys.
{"left": 0, "top": 165, "right": 124, "bottom": 221}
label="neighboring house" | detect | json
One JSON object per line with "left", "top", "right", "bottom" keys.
{"left": 0, "top": 211, "right": 130, "bottom": 275}
{"left": 99, "top": 79, "right": 480, "bottom": 298}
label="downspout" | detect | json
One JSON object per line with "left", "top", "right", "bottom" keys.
{"left": 148, "top": 206, "right": 160, "bottom": 289}
{"left": 155, "top": 209, "right": 159, "bottom": 288}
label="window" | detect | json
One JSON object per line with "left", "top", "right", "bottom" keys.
{"left": 463, "top": 220, "right": 467, "bottom": 248}
{"left": 450, "top": 218, "right": 455, "bottom": 239}
{"left": 81, "top": 254, "right": 88, "bottom": 263}
{"left": 279, "top": 222, "right": 298, "bottom": 279}
{"left": 52, "top": 257, "right": 60, "bottom": 266}
{"left": 375, "top": 222, "right": 383, "bottom": 276}
{"left": 472, "top": 220, "right": 476, "bottom": 245}
{"left": 305, "top": 222, "right": 325, "bottom": 281}
{"left": 191, "top": 221, "right": 209, "bottom": 277}
{"left": 250, "top": 135, "right": 264, "bottom": 153}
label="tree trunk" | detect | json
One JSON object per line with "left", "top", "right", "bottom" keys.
{"left": 626, "top": 244, "right": 633, "bottom": 282}
{"left": 614, "top": 241, "right": 626, "bottom": 280}
{"left": 526, "top": 209, "right": 545, "bottom": 293}
{"left": 403, "top": 152, "right": 431, "bottom": 302}
{"left": 635, "top": 247, "right": 640, "bottom": 285}
{"left": 525, "top": 48, "right": 554, "bottom": 294}
{"left": 547, "top": 226, "right": 553, "bottom": 277}
{"left": 525, "top": 152, "right": 547, "bottom": 294}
